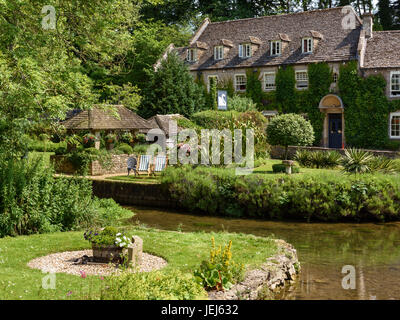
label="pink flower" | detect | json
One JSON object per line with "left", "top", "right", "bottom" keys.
{"left": 80, "top": 270, "right": 87, "bottom": 279}
{"left": 67, "top": 291, "right": 73, "bottom": 296}
{"left": 99, "top": 276, "right": 104, "bottom": 280}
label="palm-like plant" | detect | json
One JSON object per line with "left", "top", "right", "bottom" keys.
{"left": 369, "top": 156, "right": 398, "bottom": 174}
{"left": 341, "top": 148, "right": 374, "bottom": 174}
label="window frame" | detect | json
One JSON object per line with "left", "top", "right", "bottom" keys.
{"left": 214, "top": 46, "right": 224, "bottom": 60}
{"left": 390, "top": 71, "right": 400, "bottom": 98}
{"left": 239, "top": 43, "right": 252, "bottom": 58}
{"left": 207, "top": 75, "right": 219, "bottom": 92}
{"left": 186, "top": 48, "right": 197, "bottom": 62}
{"left": 295, "top": 70, "right": 309, "bottom": 90}
{"left": 234, "top": 74, "right": 247, "bottom": 92}
{"left": 302, "top": 37, "right": 313, "bottom": 54}
{"left": 270, "top": 40, "right": 281, "bottom": 56}
{"left": 263, "top": 72, "right": 276, "bottom": 91}
{"left": 389, "top": 112, "right": 400, "bottom": 139}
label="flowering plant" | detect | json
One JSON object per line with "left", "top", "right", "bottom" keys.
{"left": 83, "top": 133, "right": 97, "bottom": 147}
{"left": 105, "top": 133, "right": 117, "bottom": 144}
{"left": 84, "top": 227, "right": 131, "bottom": 248}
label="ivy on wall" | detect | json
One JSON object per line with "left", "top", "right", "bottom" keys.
{"left": 339, "top": 61, "right": 400, "bottom": 150}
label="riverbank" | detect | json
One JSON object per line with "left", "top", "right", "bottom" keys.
{"left": 0, "top": 225, "right": 296, "bottom": 300}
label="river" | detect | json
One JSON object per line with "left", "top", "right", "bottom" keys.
{"left": 127, "top": 206, "right": 400, "bottom": 300}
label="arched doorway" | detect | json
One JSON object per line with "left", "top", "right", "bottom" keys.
{"left": 319, "top": 94, "right": 344, "bottom": 148}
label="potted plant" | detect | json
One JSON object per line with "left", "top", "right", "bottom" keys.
{"left": 65, "top": 134, "right": 82, "bottom": 152}
{"left": 84, "top": 227, "right": 132, "bottom": 263}
{"left": 82, "top": 133, "right": 96, "bottom": 148}
{"left": 105, "top": 133, "right": 117, "bottom": 150}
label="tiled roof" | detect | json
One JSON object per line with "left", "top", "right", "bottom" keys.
{"left": 178, "top": 7, "right": 362, "bottom": 70}
{"left": 146, "top": 114, "right": 185, "bottom": 136}
{"left": 363, "top": 31, "right": 400, "bottom": 69}
{"left": 62, "top": 105, "right": 151, "bottom": 130}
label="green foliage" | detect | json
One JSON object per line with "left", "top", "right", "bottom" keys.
{"left": 294, "top": 150, "right": 341, "bottom": 169}
{"left": 139, "top": 53, "right": 205, "bottom": 118}
{"left": 209, "top": 77, "right": 218, "bottom": 110}
{"left": 115, "top": 143, "right": 134, "bottom": 155}
{"left": 339, "top": 61, "right": 394, "bottom": 149}
{"left": 229, "top": 96, "right": 257, "bottom": 112}
{"left": 0, "top": 156, "right": 129, "bottom": 237}
{"left": 266, "top": 114, "right": 314, "bottom": 159}
{"left": 340, "top": 148, "right": 399, "bottom": 174}
{"left": 84, "top": 226, "right": 131, "bottom": 248}
{"left": 101, "top": 270, "right": 207, "bottom": 300}
{"left": 272, "top": 163, "right": 300, "bottom": 173}
{"left": 66, "top": 148, "right": 112, "bottom": 174}
{"left": 162, "top": 165, "right": 400, "bottom": 222}
{"left": 194, "top": 237, "right": 244, "bottom": 291}
{"left": 135, "top": 133, "right": 147, "bottom": 144}
{"left": 275, "top": 66, "right": 296, "bottom": 112}
{"left": 119, "top": 132, "right": 134, "bottom": 145}
{"left": 245, "top": 69, "right": 264, "bottom": 108}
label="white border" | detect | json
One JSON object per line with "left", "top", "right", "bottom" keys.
{"left": 302, "top": 37, "right": 313, "bottom": 54}
{"left": 270, "top": 40, "right": 281, "bottom": 56}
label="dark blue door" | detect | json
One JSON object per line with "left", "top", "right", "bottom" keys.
{"left": 329, "top": 114, "right": 342, "bottom": 149}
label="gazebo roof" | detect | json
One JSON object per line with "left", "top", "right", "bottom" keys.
{"left": 62, "top": 105, "right": 152, "bottom": 131}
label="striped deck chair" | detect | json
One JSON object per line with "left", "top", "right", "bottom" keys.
{"left": 154, "top": 155, "right": 167, "bottom": 173}
{"left": 137, "top": 155, "right": 151, "bottom": 175}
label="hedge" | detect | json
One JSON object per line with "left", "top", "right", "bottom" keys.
{"left": 161, "top": 166, "right": 400, "bottom": 222}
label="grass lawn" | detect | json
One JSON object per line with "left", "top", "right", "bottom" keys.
{"left": 0, "top": 227, "right": 277, "bottom": 300}
{"left": 105, "top": 175, "right": 161, "bottom": 184}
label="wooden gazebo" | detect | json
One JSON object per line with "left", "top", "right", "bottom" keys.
{"left": 62, "top": 105, "right": 152, "bottom": 149}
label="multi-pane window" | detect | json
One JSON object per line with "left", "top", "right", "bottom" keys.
{"left": 214, "top": 46, "right": 224, "bottom": 60}
{"left": 333, "top": 73, "right": 338, "bottom": 83}
{"left": 235, "top": 74, "right": 247, "bottom": 91}
{"left": 296, "top": 71, "right": 308, "bottom": 89}
{"left": 391, "top": 72, "right": 400, "bottom": 97}
{"left": 208, "top": 75, "right": 218, "bottom": 92}
{"left": 263, "top": 72, "right": 276, "bottom": 91}
{"left": 302, "top": 37, "right": 313, "bottom": 53}
{"left": 390, "top": 112, "right": 400, "bottom": 138}
{"left": 270, "top": 41, "right": 281, "bottom": 56}
{"left": 239, "top": 44, "right": 252, "bottom": 58}
{"left": 187, "top": 48, "right": 197, "bottom": 62}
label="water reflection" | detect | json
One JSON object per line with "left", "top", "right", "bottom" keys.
{"left": 126, "top": 206, "right": 400, "bottom": 300}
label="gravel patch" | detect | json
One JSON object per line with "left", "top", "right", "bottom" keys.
{"left": 27, "top": 250, "right": 167, "bottom": 276}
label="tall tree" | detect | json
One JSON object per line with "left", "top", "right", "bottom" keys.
{"left": 0, "top": 0, "right": 143, "bottom": 157}
{"left": 378, "top": 0, "right": 394, "bottom": 30}
{"left": 139, "top": 53, "right": 205, "bottom": 118}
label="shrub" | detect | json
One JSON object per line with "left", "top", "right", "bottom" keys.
{"left": 341, "top": 148, "right": 374, "bottom": 174}
{"left": 194, "top": 237, "right": 244, "bottom": 291}
{"left": 0, "top": 157, "right": 131, "bottom": 237}
{"left": 135, "top": 133, "right": 147, "bottom": 144}
{"left": 116, "top": 143, "right": 133, "bottom": 155}
{"left": 161, "top": 165, "right": 400, "bottom": 222}
{"left": 272, "top": 163, "right": 300, "bottom": 173}
{"left": 119, "top": 132, "right": 134, "bottom": 145}
{"left": 294, "top": 150, "right": 341, "bottom": 169}
{"left": 229, "top": 95, "right": 257, "bottom": 112}
{"left": 101, "top": 270, "right": 207, "bottom": 300}
{"left": 369, "top": 156, "right": 399, "bottom": 174}
{"left": 267, "top": 114, "right": 314, "bottom": 159}
{"left": 66, "top": 148, "right": 112, "bottom": 174}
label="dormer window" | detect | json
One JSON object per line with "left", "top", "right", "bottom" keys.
{"left": 239, "top": 43, "right": 252, "bottom": 58}
{"left": 214, "top": 46, "right": 224, "bottom": 60}
{"left": 302, "top": 37, "right": 313, "bottom": 54}
{"left": 270, "top": 40, "right": 281, "bottom": 56}
{"left": 187, "top": 48, "right": 197, "bottom": 62}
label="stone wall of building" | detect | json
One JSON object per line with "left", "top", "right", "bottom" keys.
{"left": 270, "top": 145, "right": 399, "bottom": 160}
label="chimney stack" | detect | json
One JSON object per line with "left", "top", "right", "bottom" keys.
{"left": 362, "top": 13, "right": 373, "bottom": 38}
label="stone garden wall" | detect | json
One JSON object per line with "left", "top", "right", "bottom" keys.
{"left": 91, "top": 179, "right": 178, "bottom": 209}
{"left": 51, "top": 154, "right": 134, "bottom": 176}
{"left": 270, "top": 145, "right": 399, "bottom": 160}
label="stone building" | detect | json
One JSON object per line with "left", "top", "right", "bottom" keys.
{"left": 162, "top": 7, "right": 400, "bottom": 149}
